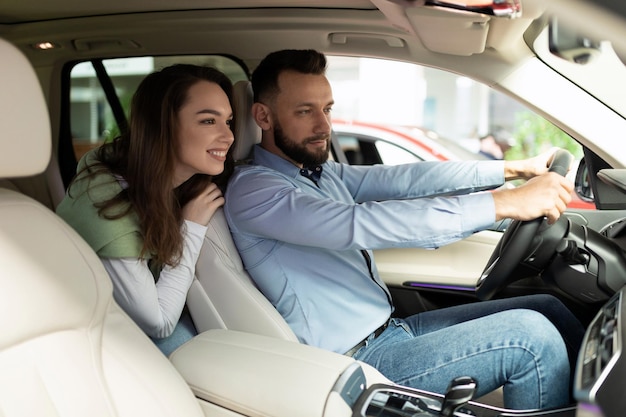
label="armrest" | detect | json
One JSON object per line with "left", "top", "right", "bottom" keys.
{"left": 169, "top": 329, "right": 388, "bottom": 417}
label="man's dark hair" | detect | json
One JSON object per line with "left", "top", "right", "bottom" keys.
{"left": 251, "top": 49, "right": 327, "bottom": 103}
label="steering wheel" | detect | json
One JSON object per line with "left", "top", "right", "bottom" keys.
{"left": 475, "top": 149, "right": 574, "bottom": 300}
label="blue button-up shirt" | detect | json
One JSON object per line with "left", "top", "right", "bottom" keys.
{"left": 224, "top": 145, "right": 504, "bottom": 354}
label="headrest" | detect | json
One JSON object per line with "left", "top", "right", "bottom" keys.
{"left": 232, "top": 80, "right": 261, "bottom": 161}
{"left": 0, "top": 38, "right": 51, "bottom": 178}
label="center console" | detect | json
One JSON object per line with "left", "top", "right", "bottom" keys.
{"left": 171, "top": 288, "right": 626, "bottom": 417}
{"left": 170, "top": 330, "right": 576, "bottom": 417}
{"left": 351, "top": 382, "right": 575, "bottom": 417}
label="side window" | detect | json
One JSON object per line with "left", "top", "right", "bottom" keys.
{"left": 337, "top": 136, "right": 366, "bottom": 165}
{"left": 375, "top": 140, "right": 422, "bottom": 165}
{"left": 337, "top": 135, "right": 383, "bottom": 165}
{"left": 337, "top": 134, "right": 423, "bottom": 165}
{"left": 69, "top": 55, "right": 248, "bottom": 162}
{"left": 326, "top": 56, "right": 591, "bottom": 209}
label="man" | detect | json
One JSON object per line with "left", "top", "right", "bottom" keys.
{"left": 224, "top": 49, "right": 583, "bottom": 410}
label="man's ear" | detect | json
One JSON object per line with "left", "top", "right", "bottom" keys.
{"left": 252, "top": 102, "right": 272, "bottom": 131}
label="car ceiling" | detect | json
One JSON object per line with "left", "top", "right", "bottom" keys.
{"left": 0, "top": 1, "right": 380, "bottom": 24}
{"left": 1, "top": 0, "right": 625, "bottom": 132}
{"left": 1, "top": 0, "right": 624, "bottom": 71}
{"left": 0, "top": 0, "right": 550, "bottom": 81}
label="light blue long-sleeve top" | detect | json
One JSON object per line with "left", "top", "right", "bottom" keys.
{"left": 224, "top": 145, "right": 505, "bottom": 354}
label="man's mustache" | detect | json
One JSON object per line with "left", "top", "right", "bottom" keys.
{"left": 304, "top": 134, "right": 330, "bottom": 144}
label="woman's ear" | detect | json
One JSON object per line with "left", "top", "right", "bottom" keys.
{"left": 252, "top": 102, "right": 272, "bottom": 131}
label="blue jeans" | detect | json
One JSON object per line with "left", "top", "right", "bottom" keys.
{"left": 152, "top": 308, "right": 198, "bottom": 357}
{"left": 353, "top": 294, "right": 584, "bottom": 410}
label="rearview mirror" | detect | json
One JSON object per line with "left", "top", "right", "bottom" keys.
{"left": 389, "top": 0, "right": 522, "bottom": 18}
{"left": 549, "top": 18, "right": 601, "bottom": 64}
{"left": 424, "top": 0, "right": 521, "bottom": 18}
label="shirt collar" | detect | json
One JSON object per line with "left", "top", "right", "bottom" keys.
{"left": 252, "top": 144, "right": 325, "bottom": 185}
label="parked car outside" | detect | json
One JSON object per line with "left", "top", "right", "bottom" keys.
{"left": 332, "top": 118, "right": 485, "bottom": 164}
{"left": 332, "top": 118, "right": 595, "bottom": 209}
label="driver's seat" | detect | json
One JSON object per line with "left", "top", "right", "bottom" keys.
{"left": 186, "top": 80, "right": 298, "bottom": 341}
{"left": 0, "top": 37, "right": 206, "bottom": 417}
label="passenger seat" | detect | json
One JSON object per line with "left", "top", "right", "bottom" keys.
{"left": 0, "top": 153, "right": 65, "bottom": 210}
{"left": 186, "top": 80, "right": 298, "bottom": 341}
{"left": 0, "top": 57, "right": 65, "bottom": 210}
{"left": 0, "top": 36, "right": 209, "bottom": 417}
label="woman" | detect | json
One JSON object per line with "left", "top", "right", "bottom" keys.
{"left": 57, "top": 64, "right": 236, "bottom": 355}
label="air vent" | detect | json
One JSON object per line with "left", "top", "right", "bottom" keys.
{"left": 600, "top": 217, "right": 626, "bottom": 238}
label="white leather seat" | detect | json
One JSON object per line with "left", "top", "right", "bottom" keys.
{"left": 186, "top": 80, "right": 298, "bottom": 341}
{"left": 0, "top": 48, "right": 65, "bottom": 211}
{"left": 0, "top": 155, "right": 65, "bottom": 210}
{"left": 0, "top": 36, "right": 206, "bottom": 417}
{"left": 232, "top": 79, "right": 262, "bottom": 161}
{"left": 187, "top": 208, "right": 298, "bottom": 340}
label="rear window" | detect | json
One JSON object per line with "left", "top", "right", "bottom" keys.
{"left": 69, "top": 55, "right": 248, "bottom": 161}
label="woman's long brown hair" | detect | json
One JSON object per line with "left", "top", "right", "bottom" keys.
{"left": 77, "top": 64, "right": 235, "bottom": 267}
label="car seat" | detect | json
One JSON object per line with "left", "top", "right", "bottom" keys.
{"left": 186, "top": 80, "right": 298, "bottom": 341}
{"left": 0, "top": 36, "right": 213, "bottom": 417}
{"left": 0, "top": 50, "right": 65, "bottom": 211}
{"left": 231, "top": 79, "right": 262, "bottom": 161}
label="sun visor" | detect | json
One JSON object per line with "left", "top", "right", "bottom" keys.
{"left": 406, "top": 6, "right": 490, "bottom": 56}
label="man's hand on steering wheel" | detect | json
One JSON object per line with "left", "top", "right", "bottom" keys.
{"left": 493, "top": 171, "right": 574, "bottom": 225}
{"left": 503, "top": 147, "right": 571, "bottom": 180}
{"left": 475, "top": 149, "right": 575, "bottom": 301}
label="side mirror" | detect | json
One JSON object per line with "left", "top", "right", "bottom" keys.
{"left": 575, "top": 158, "right": 595, "bottom": 203}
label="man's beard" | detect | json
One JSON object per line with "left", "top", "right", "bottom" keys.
{"left": 274, "top": 122, "right": 330, "bottom": 167}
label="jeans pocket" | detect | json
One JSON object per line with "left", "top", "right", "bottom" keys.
{"left": 389, "top": 317, "right": 413, "bottom": 337}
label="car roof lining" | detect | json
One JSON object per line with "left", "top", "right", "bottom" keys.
{"left": 0, "top": 1, "right": 377, "bottom": 24}
{"left": 1, "top": 7, "right": 535, "bottom": 82}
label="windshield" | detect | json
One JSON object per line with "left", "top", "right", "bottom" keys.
{"left": 325, "top": 55, "right": 583, "bottom": 161}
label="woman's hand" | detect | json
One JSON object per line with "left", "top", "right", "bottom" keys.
{"left": 182, "top": 182, "right": 224, "bottom": 226}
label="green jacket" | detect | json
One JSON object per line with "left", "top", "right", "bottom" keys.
{"left": 56, "top": 149, "right": 147, "bottom": 260}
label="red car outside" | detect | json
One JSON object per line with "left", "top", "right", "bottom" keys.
{"left": 332, "top": 118, "right": 594, "bottom": 210}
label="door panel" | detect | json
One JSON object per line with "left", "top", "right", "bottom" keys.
{"left": 374, "top": 230, "right": 500, "bottom": 289}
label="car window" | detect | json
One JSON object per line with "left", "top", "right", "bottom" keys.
{"left": 336, "top": 133, "right": 422, "bottom": 165}
{"left": 326, "top": 56, "right": 592, "bottom": 209}
{"left": 375, "top": 140, "right": 422, "bottom": 165}
{"left": 69, "top": 55, "right": 248, "bottom": 161}
{"left": 326, "top": 56, "right": 582, "bottom": 161}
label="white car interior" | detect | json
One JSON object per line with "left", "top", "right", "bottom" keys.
{"left": 0, "top": 33, "right": 506, "bottom": 417}
{"left": 0, "top": 36, "right": 207, "bottom": 417}
{"left": 187, "top": 77, "right": 502, "bottom": 337}
{"left": 0, "top": 35, "right": 397, "bottom": 417}
{"left": 3, "top": 0, "right": 626, "bottom": 416}
{"left": 184, "top": 79, "right": 299, "bottom": 339}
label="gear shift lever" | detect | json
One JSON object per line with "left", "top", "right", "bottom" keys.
{"left": 440, "top": 376, "right": 477, "bottom": 417}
